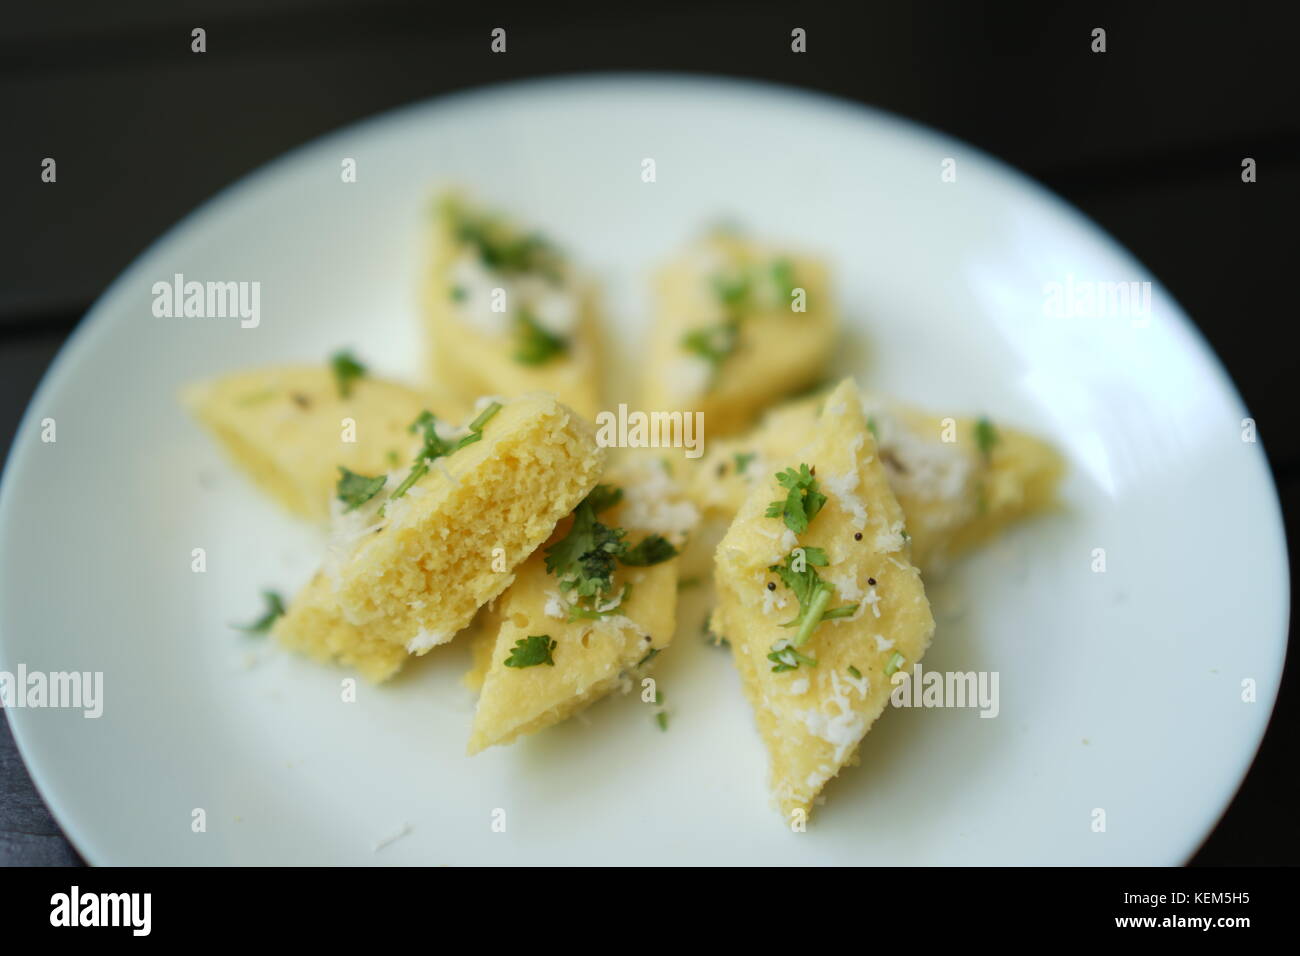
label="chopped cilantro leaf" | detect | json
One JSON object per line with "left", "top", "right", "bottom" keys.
{"left": 655, "top": 711, "right": 669, "bottom": 731}
{"left": 390, "top": 407, "right": 496, "bottom": 501}
{"left": 711, "top": 270, "right": 750, "bottom": 313}
{"left": 504, "top": 634, "right": 557, "bottom": 668}
{"left": 767, "top": 641, "right": 818, "bottom": 673}
{"left": 848, "top": 664, "right": 862, "bottom": 679}
{"left": 885, "top": 652, "right": 905, "bottom": 677}
{"left": 733, "top": 451, "right": 756, "bottom": 475}
{"left": 764, "top": 464, "right": 827, "bottom": 534}
{"left": 770, "top": 258, "right": 796, "bottom": 302}
{"left": 330, "top": 350, "right": 366, "bottom": 398}
{"left": 466, "top": 401, "right": 503, "bottom": 433}
{"left": 335, "top": 467, "right": 386, "bottom": 512}
{"left": 621, "top": 534, "right": 678, "bottom": 567}
{"left": 975, "top": 417, "right": 998, "bottom": 459}
{"left": 585, "top": 484, "right": 624, "bottom": 514}
{"left": 681, "top": 321, "right": 739, "bottom": 374}
{"left": 768, "top": 548, "right": 857, "bottom": 648}
{"left": 544, "top": 485, "right": 628, "bottom": 611}
{"left": 446, "top": 201, "right": 562, "bottom": 277}
{"left": 513, "top": 310, "right": 568, "bottom": 365}
{"left": 236, "top": 591, "right": 285, "bottom": 634}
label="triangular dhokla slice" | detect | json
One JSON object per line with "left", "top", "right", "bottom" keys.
{"left": 713, "top": 378, "right": 936, "bottom": 821}
{"left": 424, "top": 193, "right": 603, "bottom": 418}
{"left": 466, "top": 458, "right": 697, "bottom": 753}
{"left": 689, "top": 387, "right": 1063, "bottom": 572}
{"left": 639, "top": 231, "right": 836, "bottom": 436}
{"left": 327, "top": 392, "right": 604, "bottom": 652}
{"left": 182, "top": 364, "right": 467, "bottom": 520}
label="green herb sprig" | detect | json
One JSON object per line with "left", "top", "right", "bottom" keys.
{"left": 765, "top": 547, "right": 858, "bottom": 669}
{"left": 335, "top": 467, "right": 386, "bottom": 512}
{"left": 764, "top": 464, "right": 826, "bottom": 534}
{"left": 504, "top": 635, "right": 557, "bottom": 668}
{"left": 236, "top": 591, "right": 285, "bottom": 634}
{"left": 544, "top": 485, "right": 678, "bottom": 619}
{"left": 330, "top": 350, "right": 367, "bottom": 398}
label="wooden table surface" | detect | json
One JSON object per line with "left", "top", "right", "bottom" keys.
{"left": 1, "top": 0, "right": 1295, "bottom": 865}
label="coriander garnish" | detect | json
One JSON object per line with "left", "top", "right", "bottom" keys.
{"left": 236, "top": 590, "right": 285, "bottom": 634}
{"left": 504, "top": 634, "right": 557, "bottom": 668}
{"left": 681, "top": 321, "right": 739, "bottom": 376}
{"left": 544, "top": 485, "right": 677, "bottom": 619}
{"left": 975, "top": 416, "right": 998, "bottom": 460}
{"left": 621, "top": 534, "right": 678, "bottom": 566}
{"left": 885, "top": 652, "right": 905, "bottom": 677}
{"left": 330, "top": 350, "right": 366, "bottom": 398}
{"left": 513, "top": 310, "right": 568, "bottom": 365}
{"left": 390, "top": 403, "right": 501, "bottom": 501}
{"left": 733, "top": 451, "right": 756, "bottom": 475}
{"left": 544, "top": 485, "right": 627, "bottom": 614}
{"left": 764, "top": 463, "right": 826, "bottom": 534}
{"left": 768, "top": 547, "right": 858, "bottom": 650}
{"left": 848, "top": 664, "right": 862, "bottom": 679}
{"left": 442, "top": 197, "right": 563, "bottom": 277}
{"left": 335, "top": 467, "right": 386, "bottom": 512}
{"left": 767, "top": 641, "right": 818, "bottom": 673}
{"left": 769, "top": 258, "right": 796, "bottom": 302}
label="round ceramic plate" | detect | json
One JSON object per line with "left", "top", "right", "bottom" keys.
{"left": 0, "top": 75, "right": 1288, "bottom": 865}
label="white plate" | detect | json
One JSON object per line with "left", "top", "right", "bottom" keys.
{"left": 0, "top": 75, "right": 1287, "bottom": 866}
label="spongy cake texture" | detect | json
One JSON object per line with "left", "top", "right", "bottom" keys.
{"left": 331, "top": 392, "right": 604, "bottom": 651}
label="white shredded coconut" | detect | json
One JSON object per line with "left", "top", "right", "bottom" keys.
{"left": 864, "top": 586, "right": 882, "bottom": 619}
{"left": 761, "top": 587, "right": 789, "bottom": 615}
{"left": 544, "top": 592, "right": 567, "bottom": 620}
{"left": 619, "top": 465, "right": 699, "bottom": 539}
{"left": 448, "top": 254, "right": 511, "bottom": 336}
{"left": 864, "top": 399, "right": 972, "bottom": 502}
{"left": 666, "top": 355, "right": 713, "bottom": 400}
{"left": 406, "top": 628, "right": 450, "bottom": 653}
{"left": 801, "top": 670, "right": 866, "bottom": 764}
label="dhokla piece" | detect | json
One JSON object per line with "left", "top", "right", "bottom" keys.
{"left": 466, "top": 458, "right": 697, "bottom": 753}
{"left": 713, "top": 378, "right": 936, "bottom": 821}
{"left": 640, "top": 231, "right": 837, "bottom": 436}
{"left": 182, "top": 364, "right": 466, "bottom": 520}
{"left": 329, "top": 392, "right": 604, "bottom": 653}
{"left": 424, "top": 194, "right": 603, "bottom": 418}
{"left": 687, "top": 388, "right": 1064, "bottom": 571}
{"left": 271, "top": 572, "right": 408, "bottom": 683}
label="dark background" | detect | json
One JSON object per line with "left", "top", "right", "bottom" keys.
{"left": 0, "top": 0, "right": 1295, "bottom": 865}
